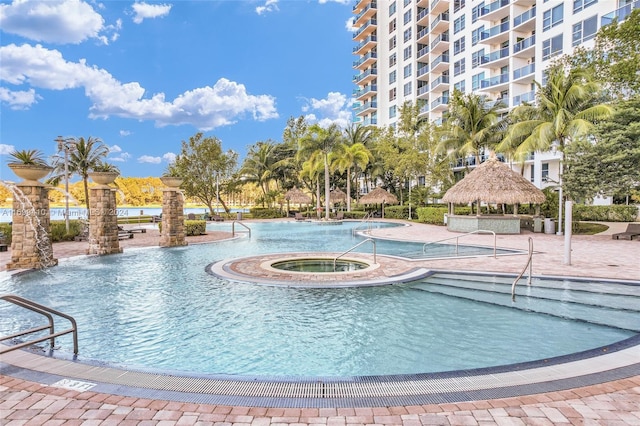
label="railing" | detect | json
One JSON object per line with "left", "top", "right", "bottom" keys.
{"left": 511, "top": 237, "right": 533, "bottom": 302}
{"left": 232, "top": 221, "right": 251, "bottom": 238}
{"left": 423, "top": 229, "right": 496, "bottom": 258}
{"left": 352, "top": 211, "right": 375, "bottom": 236}
{"left": 333, "top": 238, "right": 377, "bottom": 270}
{"left": 0, "top": 294, "right": 78, "bottom": 355}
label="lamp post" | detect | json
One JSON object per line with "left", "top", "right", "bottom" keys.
{"left": 55, "top": 136, "right": 75, "bottom": 234}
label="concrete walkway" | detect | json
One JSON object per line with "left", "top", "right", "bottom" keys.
{"left": 1, "top": 220, "right": 639, "bottom": 425}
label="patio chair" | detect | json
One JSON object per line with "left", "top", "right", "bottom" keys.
{"left": 334, "top": 211, "right": 344, "bottom": 221}
{"left": 295, "top": 212, "right": 305, "bottom": 221}
{"left": 211, "top": 214, "right": 224, "bottom": 222}
{"left": 611, "top": 223, "right": 640, "bottom": 240}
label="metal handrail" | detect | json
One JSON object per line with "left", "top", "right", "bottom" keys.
{"left": 232, "top": 221, "right": 251, "bottom": 238}
{"left": 352, "top": 212, "right": 374, "bottom": 235}
{"left": 423, "top": 229, "right": 497, "bottom": 258}
{"left": 333, "top": 238, "right": 376, "bottom": 270}
{"left": 0, "top": 294, "right": 78, "bottom": 355}
{"left": 511, "top": 237, "right": 534, "bottom": 302}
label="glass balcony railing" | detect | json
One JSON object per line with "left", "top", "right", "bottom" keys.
{"left": 418, "top": 66, "right": 430, "bottom": 77}
{"left": 430, "top": 31, "right": 450, "bottom": 50}
{"left": 352, "top": 35, "right": 377, "bottom": 53}
{"left": 352, "top": 68, "right": 378, "bottom": 83}
{"left": 354, "top": 1, "right": 377, "bottom": 20}
{"left": 513, "top": 6, "right": 536, "bottom": 27}
{"left": 430, "top": 12, "right": 450, "bottom": 30}
{"left": 480, "top": 21, "right": 509, "bottom": 40}
{"left": 513, "top": 35, "right": 535, "bottom": 53}
{"left": 513, "top": 63, "right": 535, "bottom": 80}
{"left": 362, "top": 117, "right": 378, "bottom": 126}
{"left": 430, "top": 53, "right": 449, "bottom": 70}
{"left": 481, "top": 47, "right": 509, "bottom": 64}
{"left": 430, "top": 94, "right": 450, "bottom": 109}
{"left": 353, "top": 18, "right": 377, "bottom": 40}
{"left": 353, "top": 101, "right": 378, "bottom": 114}
{"left": 480, "top": 73, "right": 509, "bottom": 89}
{"left": 418, "top": 45, "right": 429, "bottom": 58}
{"left": 417, "top": 8, "right": 429, "bottom": 22}
{"left": 479, "top": 0, "right": 509, "bottom": 18}
{"left": 352, "top": 51, "right": 378, "bottom": 68}
{"left": 431, "top": 74, "right": 450, "bottom": 89}
{"left": 417, "top": 85, "right": 430, "bottom": 96}
{"left": 601, "top": 0, "right": 639, "bottom": 26}
{"left": 353, "top": 85, "right": 377, "bottom": 98}
{"left": 513, "top": 90, "right": 536, "bottom": 106}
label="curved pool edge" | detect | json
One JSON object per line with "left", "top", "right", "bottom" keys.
{"left": 1, "top": 335, "right": 639, "bottom": 407}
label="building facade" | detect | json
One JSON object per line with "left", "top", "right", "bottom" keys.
{"left": 352, "top": 0, "right": 638, "bottom": 201}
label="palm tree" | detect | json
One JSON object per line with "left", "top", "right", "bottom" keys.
{"left": 240, "top": 141, "right": 277, "bottom": 206}
{"left": 298, "top": 124, "right": 342, "bottom": 220}
{"left": 299, "top": 153, "right": 324, "bottom": 217}
{"left": 49, "top": 136, "right": 109, "bottom": 217}
{"left": 330, "top": 142, "right": 373, "bottom": 211}
{"left": 437, "top": 90, "right": 505, "bottom": 166}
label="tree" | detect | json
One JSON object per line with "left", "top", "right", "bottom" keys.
{"left": 298, "top": 124, "right": 342, "bottom": 220}
{"left": 437, "top": 91, "right": 505, "bottom": 165}
{"left": 49, "top": 136, "right": 109, "bottom": 217}
{"left": 330, "top": 141, "right": 372, "bottom": 211}
{"left": 170, "top": 133, "right": 238, "bottom": 214}
{"left": 240, "top": 141, "right": 278, "bottom": 206}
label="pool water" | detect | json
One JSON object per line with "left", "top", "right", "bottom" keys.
{"left": 0, "top": 221, "right": 636, "bottom": 377}
{"left": 271, "top": 258, "right": 370, "bottom": 272}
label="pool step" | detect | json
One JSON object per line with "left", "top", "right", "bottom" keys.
{"left": 410, "top": 274, "right": 640, "bottom": 332}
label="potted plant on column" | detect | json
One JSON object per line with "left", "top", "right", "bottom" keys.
{"left": 88, "top": 161, "right": 120, "bottom": 185}
{"left": 7, "top": 149, "right": 53, "bottom": 184}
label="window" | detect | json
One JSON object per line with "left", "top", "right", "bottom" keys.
{"left": 573, "top": 0, "right": 597, "bottom": 13}
{"left": 542, "top": 34, "right": 563, "bottom": 60}
{"left": 404, "top": 0, "right": 411, "bottom": 6}
{"left": 403, "top": 81, "right": 412, "bottom": 96}
{"left": 404, "top": 27, "right": 412, "bottom": 42}
{"left": 389, "top": 105, "right": 397, "bottom": 119}
{"left": 530, "top": 164, "right": 535, "bottom": 183}
{"left": 389, "top": 53, "right": 397, "bottom": 67}
{"left": 389, "top": 70, "right": 397, "bottom": 84}
{"left": 403, "top": 64, "right": 412, "bottom": 78}
{"left": 454, "top": 0, "right": 466, "bottom": 13}
{"left": 472, "top": 72, "right": 484, "bottom": 91}
{"left": 472, "top": 3, "right": 484, "bottom": 23}
{"left": 389, "top": 18, "right": 396, "bottom": 33}
{"left": 389, "top": 1, "right": 396, "bottom": 15}
{"left": 541, "top": 163, "right": 549, "bottom": 182}
{"left": 390, "top": 35, "right": 397, "bottom": 49}
{"left": 472, "top": 26, "right": 483, "bottom": 45}
{"left": 403, "top": 9, "right": 411, "bottom": 24}
{"left": 471, "top": 49, "right": 484, "bottom": 68}
{"left": 453, "top": 36, "right": 465, "bottom": 55}
{"left": 403, "top": 45, "right": 412, "bottom": 60}
{"left": 454, "top": 80, "right": 466, "bottom": 92}
{"left": 454, "top": 15, "right": 465, "bottom": 34}
{"left": 454, "top": 58, "right": 466, "bottom": 76}
{"left": 543, "top": 4, "right": 564, "bottom": 31}
{"left": 572, "top": 15, "right": 597, "bottom": 45}
{"left": 389, "top": 88, "right": 397, "bottom": 101}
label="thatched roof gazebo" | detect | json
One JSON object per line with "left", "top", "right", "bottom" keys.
{"left": 442, "top": 155, "right": 546, "bottom": 234}
{"left": 284, "top": 187, "right": 311, "bottom": 216}
{"left": 329, "top": 188, "right": 347, "bottom": 204}
{"left": 360, "top": 187, "right": 399, "bottom": 218}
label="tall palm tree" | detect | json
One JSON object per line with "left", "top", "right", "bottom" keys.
{"left": 49, "top": 136, "right": 109, "bottom": 217}
{"left": 240, "top": 141, "right": 277, "bottom": 206}
{"left": 437, "top": 90, "right": 505, "bottom": 166}
{"left": 298, "top": 124, "right": 342, "bottom": 220}
{"left": 499, "top": 66, "right": 612, "bottom": 156}
{"left": 299, "top": 152, "right": 324, "bottom": 217}
{"left": 330, "top": 142, "right": 373, "bottom": 211}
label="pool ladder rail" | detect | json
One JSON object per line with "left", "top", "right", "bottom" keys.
{"left": 333, "top": 238, "right": 376, "bottom": 271}
{"left": 511, "top": 237, "right": 534, "bottom": 302}
{"left": 351, "top": 212, "right": 375, "bottom": 235}
{"left": 422, "top": 229, "right": 497, "bottom": 258}
{"left": 0, "top": 294, "right": 78, "bottom": 355}
{"left": 232, "top": 221, "right": 251, "bottom": 238}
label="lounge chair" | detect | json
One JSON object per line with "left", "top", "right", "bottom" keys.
{"left": 211, "top": 214, "right": 224, "bottom": 222}
{"left": 294, "top": 212, "right": 306, "bottom": 221}
{"left": 117, "top": 226, "right": 134, "bottom": 239}
{"left": 611, "top": 223, "right": 640, "bottom": 240}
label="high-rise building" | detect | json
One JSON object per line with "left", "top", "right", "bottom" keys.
{"left": 352, "top": 0, "right": 638, "bottom": 198}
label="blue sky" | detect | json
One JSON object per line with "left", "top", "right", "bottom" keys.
{"left": 0, "top": 0, "right": 356, "bottom": 179}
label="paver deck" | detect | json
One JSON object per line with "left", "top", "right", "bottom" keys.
{"left": 1, "top": 219, "right": 639, "bottom": 425}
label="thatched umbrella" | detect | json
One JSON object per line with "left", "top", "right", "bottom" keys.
{"left": 360, "top": 187, "right": 399, "bottom": 218}
{"left": 284, "top": 187, "right": 311, "bottom": 215}
{"left": 329, "top": 188, "right": 347, "bottom": 204}
{"left": 442, "top": 154, "right": 545, "bottom": 214}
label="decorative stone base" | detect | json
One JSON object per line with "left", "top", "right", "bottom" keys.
{"left": 159, "top": 188, "right": 187, "bottom": 247}
{"left": 87, "top": 187, "right": 122, "bottom": 255}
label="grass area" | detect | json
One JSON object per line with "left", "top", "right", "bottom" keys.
{"left": 573, "top": 222, "right": 609, "bottom": 235}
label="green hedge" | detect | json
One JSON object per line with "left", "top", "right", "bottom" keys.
{"left": 572, "top": 205, "right": 638, "bottom": 222}
{"left": 250, "top": 208, "right": 283, "bottom": 219}
{"left": 0, "top": 223, "right": 12, "bottom": 244}
{"left": 50, "top": 220, "right": 84, "bottom": 242}
{"left": 416, "top": 206, "right": 448, "bottom": 225}
{"left": 184, "top": 220, "right": 206, "bottom": 236}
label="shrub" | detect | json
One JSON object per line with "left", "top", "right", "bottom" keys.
{"left": 343, "top": 210, "right": 368, "bottom": 219}
{"left": 0, "top": 223, "right": 12, "bottom": 244}
{"left": 572, "top": 205, "right": 638, "bottom": 222}
{"left": 184, "top": 220, "right": 206, "bottom": 236}
{"left": 250, "top": 208, "right": 283, "bottom": 219}
{"left": 382, "top": 205, "right": 410, "bottom": 219}
{"left": 50, "top": 220, "right": 83, "bottom": 242}
{"left": 416, "top": 206, "right": 448, "bottom": 225}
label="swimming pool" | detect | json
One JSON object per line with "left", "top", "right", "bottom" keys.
{"left": 0, "top": 221, "right": 637, "bottom": 378}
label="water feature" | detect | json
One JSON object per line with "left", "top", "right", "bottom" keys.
{"left": 271, "top": 258, "right": 370, "bottom": 272}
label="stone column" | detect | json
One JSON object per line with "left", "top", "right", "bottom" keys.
{"left": 8, "top": 184, "right": 58, "bottom": 270}
{"left": 159, "top": 187, "right": 187, "bottom": 247}
{"left": 87, "top": 186, "right": 122, "bottom": 255}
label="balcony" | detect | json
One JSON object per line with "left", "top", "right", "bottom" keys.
{"left": 353, "top": 51, "right": 378, "bottom": 70}
{"left": 417, "top": 45, "right": 430, "bottom": 61}
{"left": 417, "top": 84, "right": 430, "bottom": 99}
{"left": 430, "top": 53, "right": 449, "bottom": 73}
{"left": 417, "top": 0, "right": 429, "bottom": 7}
{"left": 513, "top": 34, "right": 535, "bottom": 58}
{"left": 479, "top": 21, "right": 510, "bottom": 45}
{"left": 512, "top": 90, "right": 536, "bottom": 106}
{"left": 353, "top": 0, "right": 374, "bottom": 15}
{"left": 417, "top": 26, "right": 429, "bottom": 44}
{"left": 601, "top": 0, "right": 640, "bottom": 26}
{"left": 480, "top": 46, "right": 510, "bottom": 68}
{"left": 477, "top": 0, "right": 509, "bottom": 22}
{"left": 362, "top": 117, "right": 378, "bottom": 126}
{"left": 430, "top": 12, "right": 449, "bottom": 32}
{"left": 417, "top": 7, "right": 429, "bottom": 26}
{"left": 513, "top": 6, "right": 536, "bottom": 31}
{"left": 512, "top": 63, "right": 535, "bottom": 82}
{"left": 417, "top": 64, "right": 430, "bottom": 81}
{"left": 430, "top": 0, "right": 449, "bottom": 15}
{"left": 354, "top": 84, "right": 377, "bottom": 101}
{"left": 431, "top": 74, "right": 450, "bottom": 91}
{"left": 353, "top": 35, "right": 377, "bottom": 55}
{"left": 430, "top": 94, "right": 450, "bottom": 112}
{"left": 353, "top": 101, "right": 378, "bottom": 115}
{"left": 353, "top": 68, "right": 378, "bottom": 85}
{"left": 353, "top": 1, "right": 377, "bottom": 26}
{"left": 480, "top": 73, "right": 509, "bottom": 91}
{"left": 430, "top": 31, "right": 450, "bottom": 53}
{"left": 353, "top": 18, "right": 377, "bottom": 41}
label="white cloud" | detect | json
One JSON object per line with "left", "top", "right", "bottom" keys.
{"left": 0, "top": 144, "right": 16, "bottom": 155}
{"left": 138, "top": 155, "right": 162, "bottom": 164}
{"left": 302, "top": 92, "right": 353, "bottom": 128}
{"left": 162, "top": 152, "right": 176, "bottom": 163}
{"left": 345, "top": 17, "right": 356, "bottom": 32}
{"left": 256, "top": 0, "right": 278, "bottom": 15}
{"left": 0, "top": 0, "right": 113, "bottom": 44}
{"left": 108, "top": 144, "right": 122, "bottom": 153}
{"left": 319, "top": 0, "right": 350, "bottom": 4}
{"left": 119, "top": 130, "right": 131, "bottom": 137}
{"left": 0, "top": 87, "right": 39, "bottom": 109}
{"left": 131, "top": 2, "right": 172, "bottom": 24}
{"left": 0, "top": 43, "right": 279, "bottom": 130}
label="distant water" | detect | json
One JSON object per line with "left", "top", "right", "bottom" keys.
{"left": 0, "top": 207, "right": 248, "bottom": 223}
